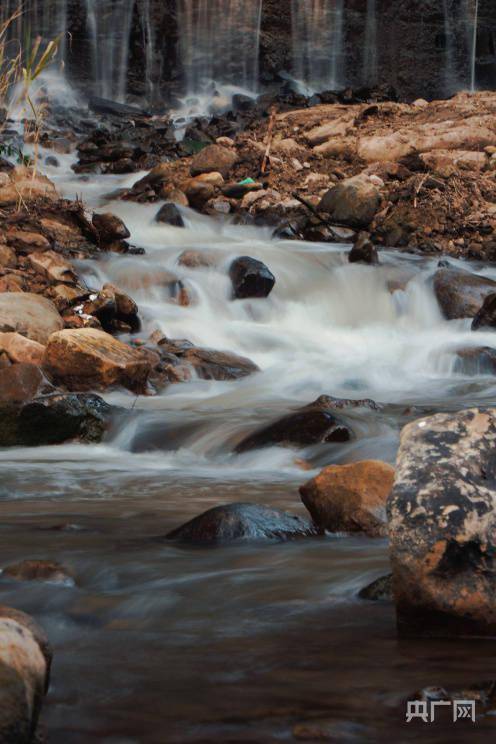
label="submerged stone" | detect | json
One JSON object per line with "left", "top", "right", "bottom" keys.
{"left": 166, "top": 503, "right": 318, "bottom": 544}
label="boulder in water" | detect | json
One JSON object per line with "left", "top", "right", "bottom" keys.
{"left": 0, "top": 393, "right": 115, "bottom": 447}
{"left": 166, "top": 503, "right": 317, "bottom": 544}
{"left": 388, "top": 408, "right": 496, "bottom": 637}
{"left": 300, "top": 460, "right": 395, "bottom": 537}
{"left": 92, "top": 212, "right": 131, "bottom": 243}
{"left": 433, "top": 268, "right": 496, "bottom": 320}
{"left": 235, "top": 396, "right": 357, "bottom": 453}
{"left": 0, "top": 293, "right": 63, "bottom": 344}
{"left": 453, "top": 346, "right": 496, "bottom": 375}
{"left": 0, "top": 605, "right": 52, "bottom": 744}
{"left": 229, "top": 256, "right": 276, "bottom": 299}
{"left": 358, "top": 573, "right": 393, "bottom": 601}
{"left": 472, "top": 292, "right": 496, "bottom": 330}
{"left": 190, "top": 144, "right": 239, "bottom": 178}
{"left": 318, "top": 174, "right": 382, "bottom": 229}
{"left": 349, "top": 232, "right": 379, "bottom": 265}
{"left": 185, "top": 179, "right": 216, "bottom": 209}
{"left": 183, "top": 347, "right": 259, "bottom": 381}
{"left": 44, "top": 328, "right": 151, "bottom": 392}
{"left": 155, "top": 202, "right": 185, "bottom": 227}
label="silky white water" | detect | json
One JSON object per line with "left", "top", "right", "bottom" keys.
{"left": 5, "top": 148, "right": 496, "bottom": 484}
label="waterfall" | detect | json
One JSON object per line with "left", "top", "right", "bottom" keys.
{"left": 291, "top": 0, "right": 345, "bottom": 94}
{"left": 0, "top": 0, "right": 67, "bottom": 66}
{"left": 442, "top": 0, "right": 456, "bottom": 94}
{"left": 363, "top": 0, "right": 378, "bottom": 85}
{"left": 176, "top": 0, "right": 263, "bottom": 98}
{"left": 84, "top": 0, "right": 136, "bottom": 101}
{"left": 470, "top": 0, "right": 479, "bottom": 91}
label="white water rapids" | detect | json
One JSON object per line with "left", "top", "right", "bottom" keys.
{"left": 3, "top": 151, "right": 496, "bottom": 484}
{"left": 3, "top": 137, "right": 496, "bottom": 744}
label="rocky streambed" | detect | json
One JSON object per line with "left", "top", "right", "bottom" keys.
{"left": 2, "top": 89, "right": 496, "bottom": 741}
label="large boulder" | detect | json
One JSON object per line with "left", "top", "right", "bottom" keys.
{"left": 0, "top": 605, "right": 51, "bottom": 744}
{"left": 388, "top": 408, "right": 496, "bottom": 637}
{"left": 155, "top": 202, "right": 185, "bottom": 227}
{"left": 0, "top": 393, "right": 115, "bottom": 447}
{"left": 300, "top": 460, "right": 395, "bottom": 537}
{"left": 433, "top": 268, "right": 496, "bottom": 320}
{"left": 166, "top": 503, "right": 317, "bottom": 544}
{"left": 318, "top": 174, "right": 382, "bottom": 229}
{"left": 190, "top": 144, "right": 239, "bottom": 178}
{"left": 229, "top": 256, "right": 276, "bottom": 299}
{"left": 43, "top": 328, "right": 151, "bottom": 392}
{"left": 0, "top": 293, "right": 63, "bottom": 344}
{"left": 234, "top": 396, "right": 360, "bottom": 453}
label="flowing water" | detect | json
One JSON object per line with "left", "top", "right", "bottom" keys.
{"left": 2, "top": 145, "right": 496, "bottom": 741}
{"left": 363, "top": 0, "right": 378, "bottom": 85}
{"left": 291, "top": 0, "right": 345, "bottom": 94}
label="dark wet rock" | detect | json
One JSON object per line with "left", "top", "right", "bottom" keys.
{"left": 0, "top": 393, "right": 115, "bottom": 447}
{"left": 433, "top": 268, "right": 496, "bottom": 320}
{"left": 184, "top": 179, "right": 215, "bottom": 210}
{"left": 300, "top": 460, "right": 395, "bottom": 537}
{"left": 358, "top": 573, "right": 393, "bottom": 601}
{"left": 155, "top": 202, "right": 185, "bottom": 227}
{"left": 235, "top": 396, "right": 356, "bottom": 453}
{"left": 83, "top": 284, "right": 141, "bottom": 335}
{"left": 0, "top": 605, "right": 51, "bottom": 744}
{"left": 349, "top": 232, "right": 379, "bottom": 265}
{"left": 472, "top": 292, "right": 496, "bottom": 330}
{"left": 166, "top": 503, "right": 318, "bottom": 544}
{"left": 88, "top": 96, "right": 150, "bottom": 119}
{"left": 229, "top": 256, "right": 276, "bottom": 299}
{"left": 183, "top": 347, "right": 259, "bottom": 381}
{"left": 92, "top": 212, "right": 130, "bottom": 244}
{"left": 388, "top": 408, "right": 496, "bottom": 637}
{"left": 2, "top": 560, "right": 75, "bottom": 586}
{"left": 45, "top": 156, "right": 59, "bottom": 167}
{"left": 319, "top": 174, "right": 382, "bottom": 229}
{"left": 453, "top": 346, "right": 496, "bottom": 375}
{"left": 190, "top": 144, "right": 239, "bottom": 178}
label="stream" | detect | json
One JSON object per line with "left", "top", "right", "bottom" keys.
{"left": 2, "top": 153, "right": 496, "bottom": 742}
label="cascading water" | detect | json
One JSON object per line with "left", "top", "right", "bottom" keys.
{"left": 291, "top": 0, "right": 345, "bottom": 94}
{"left": 176, "top": 0, "right": 263, "bottom": 100}
{"left": 470, "top": 0, "right": 479, "bottom": 91}
{"left": 442, "top": 0, "right": 457, "bottom": 95}
{"left": 363, "top": 0, "right": 377, "bottom": 85}
{"left": 0, "top": 0, "right": 67, "bottom": 67}
{"left": 84, "top": 0, "right": 136, "bottom": 101}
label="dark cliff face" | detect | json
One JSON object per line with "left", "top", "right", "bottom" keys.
{"left": 20, "top": 0, "right": 496, "bottom": 102}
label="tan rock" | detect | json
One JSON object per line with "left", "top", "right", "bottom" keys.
{"left": 0, "top": 364, "right": 46, "bottom": 404}
{"left": 0, "top": 166, "right": 58, "bottom": 206}
{"left": 6, "top": 230, "right": 51, "bottom": 251}
{"left": 0, "top": 605, "right": 51, "bottom": 744}
{"left": 0, "top": 293, "right": 63, "bottom": 343}
{"left": 306, "top": 116, "right": 355, "bottom": 146}
{"left": 28, "top": 250, "right": 77, "bottom": 283}
{"left": 0, "top": 274, "right": 25, "bottom": 292}
{"left": 44, "top": 328, "right": 151, "bottom": 392}
{"left": 158, "top": 186, "right": 189, "bottom": 206}
{"left": 0, "top": 332, "right": 46, "bottom": 365}
{"left": 194, "top": 171, "right": 225, "bottom": 187}
{"left": 299, "top": 460, "right": 395, "bottom": 537}
{"left": 177, "top": 250, "right": 220, "bottom": 269}
{"left": 190, "top": 144, "right": 238, "bottom": 178}
{"left": 0, "top": 244, "right": 17, "bottom": 268}
{"left": 185, "top": 179, "right": 216, "bottom": 209}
